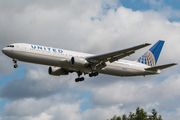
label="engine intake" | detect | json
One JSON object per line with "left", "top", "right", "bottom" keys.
{"left": 48, "top": 66, "right": 69, "bottom": 76}
{"left": 71, "top": 57, "right": 88, "bottom": 68}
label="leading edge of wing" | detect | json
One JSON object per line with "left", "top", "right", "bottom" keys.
{"left": 86, "top": 43, "right": 151, "bottom": 63}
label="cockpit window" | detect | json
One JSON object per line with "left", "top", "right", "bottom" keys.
{"left": 7, "top": 45, "right": 14, "bottom": 47}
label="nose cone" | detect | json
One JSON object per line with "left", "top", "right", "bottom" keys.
{"left": 2, "top": 48, "right": 12, "bottom": 57}
{"left": 2, "top": 48, "right": 5, "bottom": 54}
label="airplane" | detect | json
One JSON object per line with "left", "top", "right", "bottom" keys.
{"left": 2, "top": 40, "right": 177, "bottom": 82}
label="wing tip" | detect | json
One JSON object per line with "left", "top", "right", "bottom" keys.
{"left": 172, "top": 63, "right": 178, "bottom": 65}
{"left": 145, "top": 43, "right": 151, "bottom": 46}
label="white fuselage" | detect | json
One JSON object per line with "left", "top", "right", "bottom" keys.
{"left": 2, "top": 43, "right": 159, "bottom": 77}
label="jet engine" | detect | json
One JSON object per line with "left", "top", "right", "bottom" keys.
{"left": 48, "top": 66, "right": 69, "bottom": 76}
{"left": 70, "top": 57, "right": 88, "bottom": 68}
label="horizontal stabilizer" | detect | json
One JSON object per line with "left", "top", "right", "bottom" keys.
{"left": 145, "top": 63, "right": 177, "bottom": 71}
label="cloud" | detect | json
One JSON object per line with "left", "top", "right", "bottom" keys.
{"left": 0, "top": 65, "right": 75, "bottom": 99}
{"left": 144, "top": 0, "right": 164, "bottom": 9}
{"left": 0, "top": 0, "right": 180, "bottom": 120}
{"left": 91, "top": 73, "right": 180, "bottom": 106}
{"left": 0, "top": 95, "right": 125, "bottom": 120}
{"left": 1, "top": 95, "right": 82, "bottom": 120}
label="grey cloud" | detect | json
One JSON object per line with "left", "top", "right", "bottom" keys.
{"left": 0, "top": 54, "right": 14, "bottom": 74}
{"left": 0, "top": 65, "right": 72, "bottom": 99}
{"left": 90, "top": 74, "right": 180, "bottom": 108}
{"left": 1, "top": 94, "right": 82, "bottom": 120}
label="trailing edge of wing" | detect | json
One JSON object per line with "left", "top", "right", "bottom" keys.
{"left": 86, "top": 43, "right": 151, "bottom": 64}
{"left": 145, "top": 63, "right": 177, "bottom": 71}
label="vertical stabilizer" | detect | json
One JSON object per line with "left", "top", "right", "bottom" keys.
{"left": 137, "top": 40, "right": 165, "bottom": 67}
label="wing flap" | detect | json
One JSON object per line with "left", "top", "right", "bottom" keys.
{"left": 145, "top": 63, "right": 177, "bottom": 71}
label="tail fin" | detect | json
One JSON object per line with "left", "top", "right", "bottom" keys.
{"left": 137, "top": 40, "right": 165, "bottom": 67}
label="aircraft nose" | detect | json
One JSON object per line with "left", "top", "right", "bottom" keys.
{"left": 2, "top": 48, "right": 5, "bottom": 54}
{"left": 2, "top": 47, "right": 14, "bottom": 58}
{"left": 2, "top": 48, "right": 10, "bottom": 55}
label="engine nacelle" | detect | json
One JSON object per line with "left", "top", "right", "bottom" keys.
{"left": 48, "top": 66, "right": 69, "bottom": 76}
{"left": 70, "top": 57, "right": 88, "bottom": 68}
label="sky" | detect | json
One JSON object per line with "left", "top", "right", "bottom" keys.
{"left": 0, "top": 0, "right": 180, "bottom": 120}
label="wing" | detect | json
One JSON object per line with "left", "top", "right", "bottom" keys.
{"left": 145, "top": 63, "right": 177, "bottom": 71}
{"left": 86, "top": 43, "right": 151, "bottom": 70}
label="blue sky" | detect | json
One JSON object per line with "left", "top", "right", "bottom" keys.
{"left": 120, "top": 0, "right": 180, "bottom": 11}
{"left": 0, "top": 0, "right": 180, "bottom": 120}
{"left": 119, "top": 0, "right": 180, "bottom": 22}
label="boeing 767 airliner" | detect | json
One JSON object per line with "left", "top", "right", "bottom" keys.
{"left": 2, "top": 40, "right": 177, "bottom": 82}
